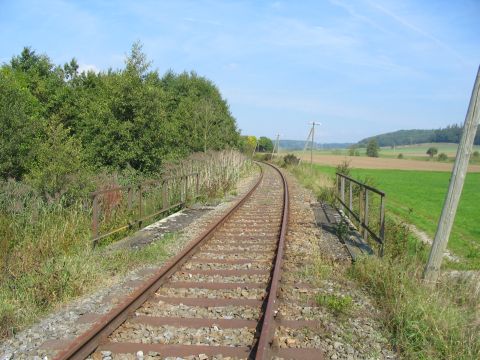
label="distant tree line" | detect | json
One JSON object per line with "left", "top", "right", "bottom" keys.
{"left": 358, "top": 125, "right": 480, "bottom": 148}
{"left": 0, "top": 43, "right": 240, "bottom": 201}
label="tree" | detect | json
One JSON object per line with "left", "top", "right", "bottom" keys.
{"left": 0, "top": 68, "right": 42, "bottom": 180}
{"left": 426, "top": 147, "right": 438, "bottom": 158}
{"left": 366, "top": 139, "right": 379, "bottom": 157}
{"left": 258, "top": 137, "right": 274, "bottom": 153}
{"left": 26, "top": 120, "right": 90, "bottom": 203}
{"left": 239, "top": 135, "right": 257, "bottom": 155}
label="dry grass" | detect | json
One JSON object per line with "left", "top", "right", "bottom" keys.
{"left": 0, "top": 150, "right": 252, "bottom": 339}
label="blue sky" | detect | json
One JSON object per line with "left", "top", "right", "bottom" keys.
{"left": 1, "top": 1, "right": 479, "bottom": 142}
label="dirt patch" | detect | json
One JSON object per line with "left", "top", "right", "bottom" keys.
{"left": 298, "top": 154, "right": 480, "bottom": 172}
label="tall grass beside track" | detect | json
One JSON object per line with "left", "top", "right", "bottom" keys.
{"left": 288, "top": 162, "right": 480, "bottom": 360}
{"left": 0, "top": 150, "right": 253, "bottom": 339}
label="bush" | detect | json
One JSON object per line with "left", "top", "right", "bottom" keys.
{"left": 26, "top": 121, "right": 93, "bottom": 203}
{"left": 438, "top": 153, "right": 448, "bottom": 161}
{"left": 397, "top": 153, "right": 404, "bottom": 159}
{"left": 335, "top": 160, "right": 351, "bottom": 177}
{"left": 472, "top": 150, "right": 479, "bottom": 158}
{"left": 283, "top": 153, "right": 300, "bottom": 166}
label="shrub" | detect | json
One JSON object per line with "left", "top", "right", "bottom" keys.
{"left": 397, "top": 153, "right": 404, "bottom": 159}
{"left": 283, "top": 153, "right": 300, "bottom": 166}
{"left": 335, "top": 160, "right": 351, "bottom": 177}
{"left": 472, "top": 150, "right": 479, "bottom": 158}
{"left": 26, "top": 121, "right": 92, "bottom": 204}
{"left": 438, "top": 153, "right": 448, "bottom": 161}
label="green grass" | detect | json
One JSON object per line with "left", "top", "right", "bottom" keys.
{"left": 308, "top": 164, "right": 480, "bottom": 270}
{"left": 284, "top": 143, "right": 480, "bottom": 163}
{"left": 288, "top": 163, "right": 480, "bottom": 359}
{"left": 315, "top": 293, "right": 353, "bottom": 315}
{"left": 0, "top": 152, "right": 254, "bottom": 339}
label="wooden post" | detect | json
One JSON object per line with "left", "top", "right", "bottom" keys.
{"left": 423, "top": 66, "right": 480, "bottom": 284}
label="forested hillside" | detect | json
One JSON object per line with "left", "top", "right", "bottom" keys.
{"left": 0, "top": 43, "right": 239, "bottom": 201}
{"left": 358, "top": 125, "right": 480, "bottom": 147}
{"left": 279, "top": 140, "right": 353, "bottom": 150}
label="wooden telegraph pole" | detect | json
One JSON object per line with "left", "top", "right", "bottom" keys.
{"left": 423, "top": 66, "right": 480, "bottom": 284}
{"left": 271, "top": 134, "right": 280, "bottom": 159}
{"left": 310, "top": 122, "right": 321, "bottom": 169}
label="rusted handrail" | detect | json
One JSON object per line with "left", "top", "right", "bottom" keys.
{"left": 335, "top": 172, "right": 385, "bottom": 256}
{"left": 91, "top": 173, "right": 199, "bottom": 245}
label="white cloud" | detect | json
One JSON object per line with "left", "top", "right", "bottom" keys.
{"left": 78, "top": 63, "right": 99, "bottom": 73}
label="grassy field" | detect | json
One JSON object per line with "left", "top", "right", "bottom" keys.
{"left": 285, "top": 142, "right": 480, "bottom": 163}
{"left": 311, "top": 164, "right": 480, "bottom": 270}
{"left": 289, "top": 163, "right": 480, "bottom": 359}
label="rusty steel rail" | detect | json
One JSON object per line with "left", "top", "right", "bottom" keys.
{"left": 335, "top": 172, "right": 386, "bottom": 256}
{"left": 54, "top": 165, "right": 265, "bottom": 360}
{"left": 91, "top": 173, "right": 199, "bottom": 245}
{"left": 255, "top": 163, "right": 289, "bottom": 359}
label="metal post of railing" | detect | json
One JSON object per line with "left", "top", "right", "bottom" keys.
{"left": 138, "top": 184, "right": 143, "bottom": 228}
{"left": 363, "top": 190, "right": 369, "bottom": 243}
{"left": 195, "top": 173, "right": 200, "bottom": 199}
{"left": 340, "top": 176, "right": 345, "bottom": 213}
{"left": 162, "top": 180, "right": 168, "bottom": 210}
{"left": 349, "top": 180, "right": 353, "bottom": 213}
{"left": 380, "top": 195, "right": 385, "bottom": 257}
{"left": 127, "top": 186, "right": 133, "bottom": 210}
{"left": 92, "top": 195, "right": 99, "bottom": 243}
{"left": 358, "top": 187, "right": 363, "bottom": 230}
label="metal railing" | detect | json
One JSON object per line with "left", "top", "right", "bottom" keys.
{"left": 91, "top": 173, "right": 199, "bottom": 245}
{"left": 335, "top": 172, "right": 386, "bottom": 256}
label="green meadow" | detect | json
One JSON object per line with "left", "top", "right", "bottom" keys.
{"left": 314, "top": 164, "right": 480, "bottom": 270}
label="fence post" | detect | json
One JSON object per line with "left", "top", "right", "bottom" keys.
{"left": 340, "top": 176, "right": 345, "bottom": 213}
{"left": 363, "top": 190, "right": 369, "bottom": 242}
{"left": 379, "top": 195, "right": 385, "bottom": 257}
{"left": 349, "top": 180, "right": 353, "bottom": 213}
{"left": 138, "top": 184, "right": 143, "bottom": 228}
{"left": 358, "top": 187, "right": 363, "bottom": 230}
{"left": 195, "top": 173, "right": 199, "bottom": 199}
{"left": 127, "top": 186, "right": 133, "bottom": 210}
{"left": 92, "top": 195, "right": 99, "bottom": 243}
{"left": 162, "top": 180, "right": 168, "bottom": 210}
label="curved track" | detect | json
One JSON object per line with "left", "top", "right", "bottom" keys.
{"left": 54, "top": 163, "right": 304, "bottom": 360}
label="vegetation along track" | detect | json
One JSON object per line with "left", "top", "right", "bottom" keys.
{"left": 53, "top": 163, "right": 319, "bottom": 360}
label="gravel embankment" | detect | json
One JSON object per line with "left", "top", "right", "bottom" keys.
{"left": 0, "top": 171, "right": 259, "bottom": 360}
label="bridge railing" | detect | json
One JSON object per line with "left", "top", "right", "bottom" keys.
{"left": 335, "top": 172, "right": 386, "bottom": 256}
{"left": 91, "top": 173, "right": 199, "bottom": 245}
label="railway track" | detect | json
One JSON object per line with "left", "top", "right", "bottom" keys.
{"left": 54, "top": 163, "right": 320, "bottom": 360}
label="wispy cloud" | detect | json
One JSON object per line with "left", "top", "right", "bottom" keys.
{"left": 262, "top": 17, "right": 357, "bottom": 49}
{"left": 366, "top": 0, "right": 470, "bottom": 65}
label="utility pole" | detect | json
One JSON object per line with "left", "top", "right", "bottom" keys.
{"left": 423, "top": 66, "right": 480, "bottom": 285}
{"left": 271, "top": 134, "right": 280, "bottom": 159}
{"left": 310, "top": 122, "right": 321, "bottom": 169}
